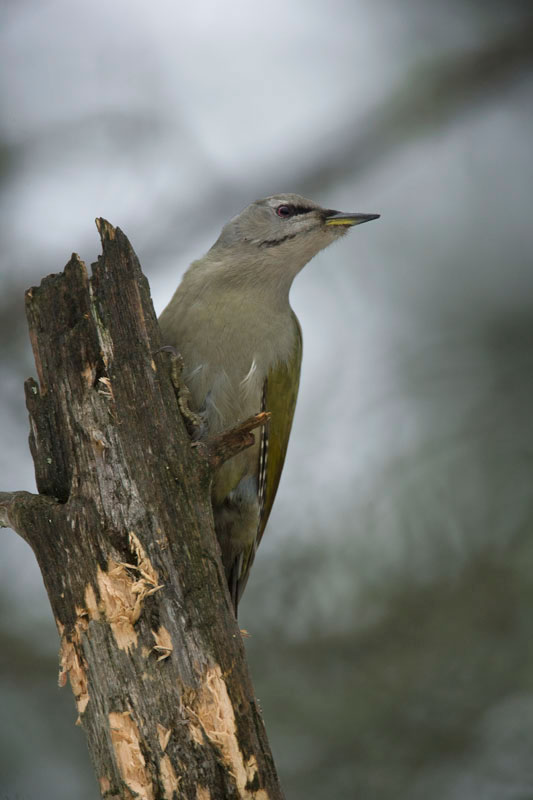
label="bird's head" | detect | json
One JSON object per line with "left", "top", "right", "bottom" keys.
{"left": 211, "top": 193, "right": 379, "bottom": 286}
{"left": 186, "top": 193, "right": 381, "bottom": 301}
{"left": 223, "top": 194, "right": 379, "bottom": 243}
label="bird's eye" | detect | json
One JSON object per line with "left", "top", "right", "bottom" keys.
{"left": 276, "top": 205, "right": 293, "bottom": 218}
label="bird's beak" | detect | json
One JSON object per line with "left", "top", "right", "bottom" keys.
{"left": 324, "top": 210, "right": 380, "bottom": 227}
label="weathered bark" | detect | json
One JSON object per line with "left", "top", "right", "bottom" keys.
{"left": 0, "top": 220, "right": 283, "bottom": 800}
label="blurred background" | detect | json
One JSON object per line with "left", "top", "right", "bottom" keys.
{"left": 1, "top": 1, "right": 533, "bottom": 798}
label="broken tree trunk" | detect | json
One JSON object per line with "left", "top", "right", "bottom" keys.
{"left": 0, "top": 220, "right": 283, "bottom": 800}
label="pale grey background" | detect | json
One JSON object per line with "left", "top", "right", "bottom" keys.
{"left": 1, "top": 1, "right": 533, "bottom": 798}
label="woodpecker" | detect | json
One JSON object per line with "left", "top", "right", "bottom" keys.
{"left": 159, "top": 193, "right": 379, "bottom": 613}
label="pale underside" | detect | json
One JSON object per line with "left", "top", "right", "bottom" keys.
{"left": 159, "top": 274, "right": 302, "bottom": 609}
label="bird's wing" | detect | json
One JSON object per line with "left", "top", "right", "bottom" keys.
{"left": 259, "top": 313, "right": 303, "bottom": 544}
{"left": 236, "top": 314, "right": 302, "bottom": 604}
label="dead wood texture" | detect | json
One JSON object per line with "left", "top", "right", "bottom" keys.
{"left": 0, "top": 220, "right": 283, "bottom": 800}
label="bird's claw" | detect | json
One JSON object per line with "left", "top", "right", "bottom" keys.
{"left": 156, "top": 346, "right": 205, "bottom": 439}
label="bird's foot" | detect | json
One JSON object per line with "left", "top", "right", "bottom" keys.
{"left": 157, "top": 345, "right": 206, "bottom": 439}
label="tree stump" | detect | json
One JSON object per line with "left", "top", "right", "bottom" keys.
{"left": 0, "top": 220, "right": 283, "bottom": 800}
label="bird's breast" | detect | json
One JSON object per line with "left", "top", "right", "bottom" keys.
{"left": 182, "top": 308, "right": 296, "bottom": 434}
{"left": 159, "top": 280, "right": 299, "bottom": 434}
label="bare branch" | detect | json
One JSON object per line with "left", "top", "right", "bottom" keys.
{"left": 0, "top": 491, "right": 58, "bottom": 543}
{"left": 201, "top": 412, "right": 271, "bottom": 470}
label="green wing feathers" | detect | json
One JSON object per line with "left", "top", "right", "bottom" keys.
{"left": 258, "top": 314, "right": 303, "bottom": 545}
{"left": 234, "top": 314, "right": 302, "bottom": 608}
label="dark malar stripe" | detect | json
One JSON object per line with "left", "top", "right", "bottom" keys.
{"left": 259, "top": 233, "right": 298, "bottom": 248}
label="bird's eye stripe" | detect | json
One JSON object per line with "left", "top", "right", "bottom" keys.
{"left": 276, "top": 204, "right": 313, "bottom": 218}
{"left": 292, "top": 205, "right": 313, "bottom": 215}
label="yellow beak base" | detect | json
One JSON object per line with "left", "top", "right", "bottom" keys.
{"left": 325, "top": 212, "right": 380, "bottom": 227}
